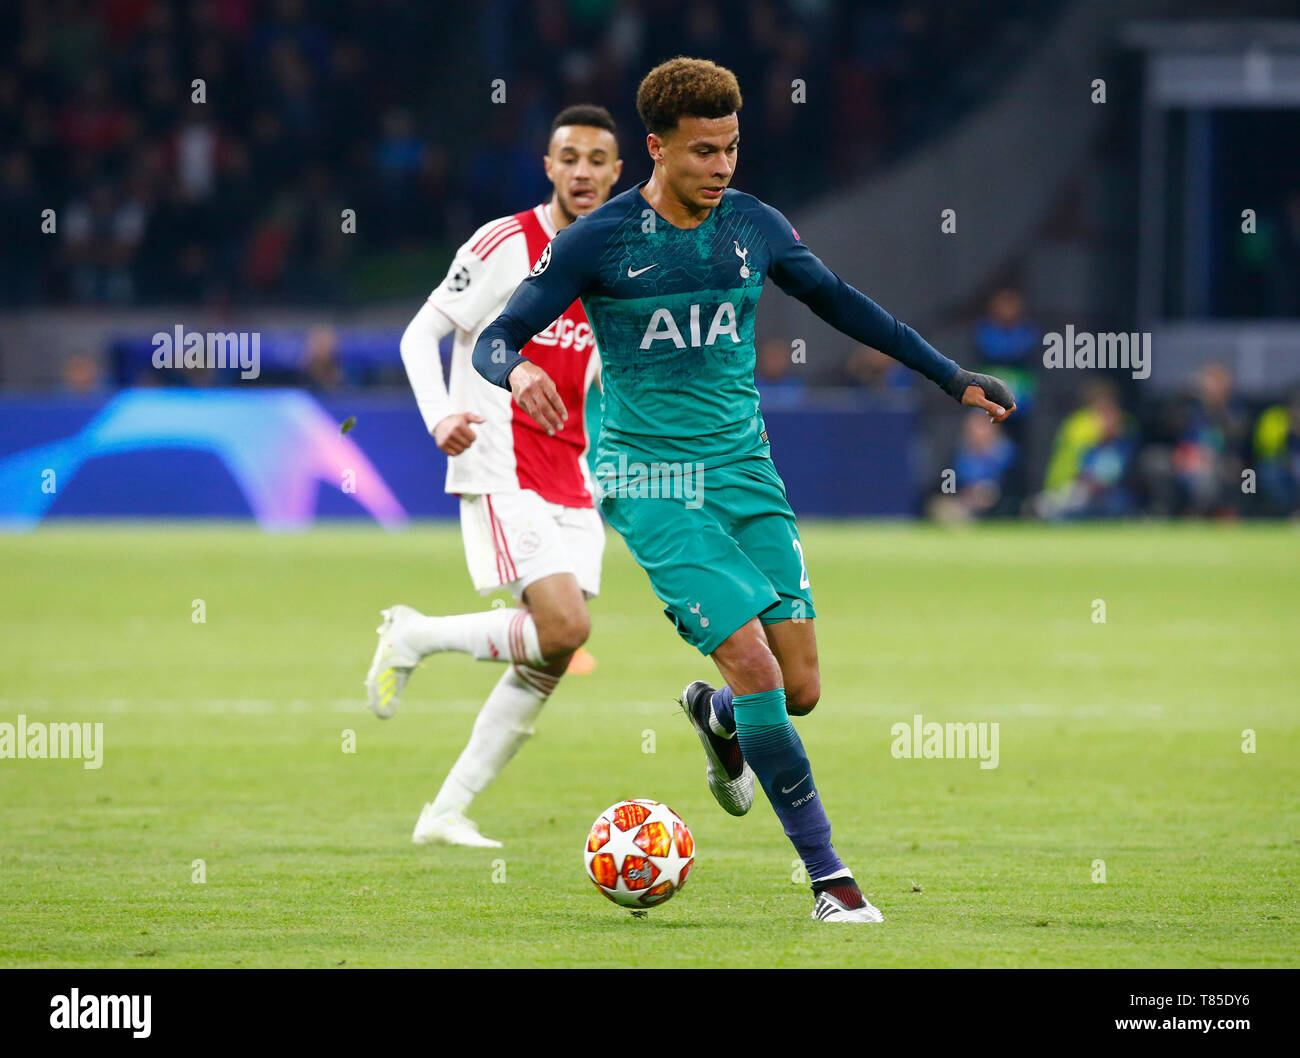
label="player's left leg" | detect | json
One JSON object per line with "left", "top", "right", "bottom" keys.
{"left": 708, "top": 618, "right": 882, "bottom": 923}
{"left": 366, "top": 492, "right": 591, "bottom": 719}
{"left": 763, "top": 618, "right": 820, "bottom": 715}
{"left": 683, "top": 460, "right": 881, "bottom": 921}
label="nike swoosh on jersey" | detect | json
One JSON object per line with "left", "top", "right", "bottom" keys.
{"left": 626, "top": 263, "right": 659, "bottom": 278}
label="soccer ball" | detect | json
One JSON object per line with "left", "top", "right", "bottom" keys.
{"left": 584, "top": 799, "right": 695, "bottom": 910}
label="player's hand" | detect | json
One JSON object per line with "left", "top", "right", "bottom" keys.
{"left": 508, "top": 361, "right": 568, "bottom": 435}
{"left": 946, "top": 369, "right": 1017, "bottom": 423}
{"left": 433, "top": 412, "right": 486, "bottom": 456}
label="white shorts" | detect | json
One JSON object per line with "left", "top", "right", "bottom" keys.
{"left": 459, "top": 490, "right": 604, "bottom": 600}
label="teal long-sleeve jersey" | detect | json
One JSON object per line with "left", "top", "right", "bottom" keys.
{"left": 475, "top": 179, "right": 963, "bottom": 470}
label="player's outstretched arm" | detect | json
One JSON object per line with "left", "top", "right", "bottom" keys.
{"left": 756, "top": 200, "right": 1016, "bottom": 421}
{"left": 796, "top": 268, "right": 1016, "bottom": 422}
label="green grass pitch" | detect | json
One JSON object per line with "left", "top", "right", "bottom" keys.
{"left": 1, "top": 521, "right": 1296, "bottom": 968}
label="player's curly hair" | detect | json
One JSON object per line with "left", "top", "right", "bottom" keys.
{"left": 636, "top": 57, "right": 743, "bottom": 135}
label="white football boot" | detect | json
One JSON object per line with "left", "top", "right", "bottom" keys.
{"left": 812, "top": 888, "right": 886, "bottom": 923}
{"left": 681, "top": 681, "right": 756, "bottom": 817}
{"left": 411, "top": 804, "right": 503, "bottom": 848}
{"left": 364, "top": 605, "right": 423, "bottom": 718}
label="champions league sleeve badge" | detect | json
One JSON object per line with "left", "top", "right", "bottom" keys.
{"left": 529, "top": 243, "right": 552, "bottom": 277}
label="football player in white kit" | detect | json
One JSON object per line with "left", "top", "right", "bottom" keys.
{"left": 365, "top": 106, "right": 623, "bottom": 847}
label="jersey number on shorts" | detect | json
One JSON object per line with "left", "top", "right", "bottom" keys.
{"left": 792, "top": 539, "right": 810, "bottom": 590}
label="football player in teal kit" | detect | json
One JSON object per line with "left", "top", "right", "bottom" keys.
{"left": 475, "top": 58, "right": 1016, "bottom": 922}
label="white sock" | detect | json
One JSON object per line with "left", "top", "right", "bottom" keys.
{"left": 429, "top": 663, "right": 559, "bottom": 815}
{"left": 708, "top": 699, "right": 732, "bottom": 738}
{"left": 405, "top": 608, "right": 543, "bottom": 665}
{"left": 812, "top": 867, "right": 854, "bottom": 884}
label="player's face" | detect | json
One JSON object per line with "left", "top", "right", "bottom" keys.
{"left": 544, "top": 125, "right": 622, "bottom": 222}
{"left": 651, "top": 113, "right": 739, "bottom": 213}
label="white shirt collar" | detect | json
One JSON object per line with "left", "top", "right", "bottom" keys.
{"left": 537, "top": 202, "right": 558, "bottom": 238}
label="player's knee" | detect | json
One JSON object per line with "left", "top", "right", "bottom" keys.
{"left": 716, "top": 623, "right": 784, "bottom": 692}
{"left": 738, "top": 644, "right": 784, "bottom": 691}
{"left": 785, "top": 677, "right": 820, "bottom": 716}
{"left": 540, "top": 609, "right": 590, "bottom": 656}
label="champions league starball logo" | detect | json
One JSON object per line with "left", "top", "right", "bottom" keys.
{"left": 529, "top": 244, "right": 551, "bottom": 277}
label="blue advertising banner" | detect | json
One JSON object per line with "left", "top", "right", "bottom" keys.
{"left": 0, "top": 389, "right": 914, "bottom": 527}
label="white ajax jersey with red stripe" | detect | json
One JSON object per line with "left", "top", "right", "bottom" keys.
{"left": 424, "top": 204, "right": 601, "bottom": 508}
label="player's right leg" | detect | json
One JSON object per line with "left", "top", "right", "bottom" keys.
{"left": 702, "top": 617, "right": 821, "bottom": 740}
{"left": 700, "top": 455, "right": 821, "bottom": 736}
{"left": 680, "top": 678, "right": 753, "bottom": 816}
{"left": 600, "top": 489, "right": 764, "bottom": 816}
{"left": 413, "top": 570, "right": 589, "bottom": 845}
{"left": 405, "top": 492, "right": 602, "bottom": 846}
{"left": 411, "top": 573, "right": 588, "bottom": 846}
{"left": 681, "top": 622, "right": 820, "bottom": 818}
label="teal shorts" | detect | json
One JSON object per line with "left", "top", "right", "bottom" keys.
{"left": 599, "top": 455, "right": 815, "bottom": 656}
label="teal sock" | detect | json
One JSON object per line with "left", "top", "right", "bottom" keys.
{"left": 732, "top": 688, "right": 847, "bottom": 880}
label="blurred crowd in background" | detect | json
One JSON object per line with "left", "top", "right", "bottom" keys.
{"left": 0, "top": 0, "right": 1055, "bottom": 307}
{"left": 2, "top": 0, "right": 1297, "bottom": 518}
{"left": 920, "top": 289, "right": 1300, "bottom": 521}
{"left": 755, "top": 284, "right": 1300, "bottom": 520}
